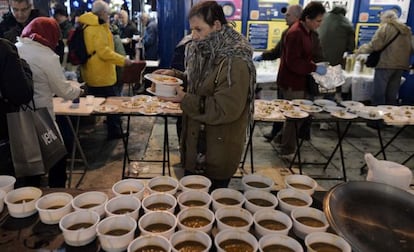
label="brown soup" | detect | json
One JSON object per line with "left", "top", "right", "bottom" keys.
{"left": 146, "top": 203, "right": 172, "bottom": 211}
{"left": 120, "top": 190, "right": 138, "bottom": 194}
{"left": 112, "top": 208, "right": 134, "bottom": 214}
{"left": 182, "top": 200, "right": 206, "bottom": 207}
{"left": 145, "top": 223, "right": 172, "bottom": 233}
{"left": 258, "top": 219, "right": 287, "bottom": 230}
{"left": 281, "top": 197, "right": 307, "bottom": 206}
{"left": 67, "top": 222, "right": 94, "bottom": 230}
{"left": 184, "top": 183, "right": 206, "bottom": 189}
{"left": 174, "top": 240, "right": 206, "bottom": 252}
{"left": 47, "top": 205, "right": 65, "bottom": 209}
{"left": 220, "top": 216, "right": 248, "bottom": 227}
{"left": 216, "top": 197, "right": 239, "bottom": 205}
{"left": 248, "top": 198, "right": 273, "bottom": 207}
{"left": 181, "top": 216, "right": 210, "bottom": 228}
{"left": 79, "top": 203, "right": 100, "bottom": 209}
{"left": 105, "top": 229, "right": 129, "bottom": 236}
{"left": 151, "top": 184, "right": 175, "bottom": 192}
{"left": 219, "top": 239, "right": 253, "bottom": 252}
{"left": 246, "top": 181, "right": 269, "bottom": 188}
{"left": 263, "top": 244, "right": 295, "bottom": 252}
{"left": 309, "top": 242, "right": 342, "bottom": 252}
{"left": 134, "top": 245, "right": 167, "bottom": 252}
{"left": 289, "top": 183, "right": 312, "bottom": 190}
{"left": 13, "top": 198, "right": 34, "bottom": 204}
{"left": 296, "top": 216, "right": 325, "bottom": 227}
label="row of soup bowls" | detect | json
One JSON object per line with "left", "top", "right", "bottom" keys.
{"left": 59, "top": 202, "right": 350, "bottom": 252}
{"left": 1, "top": 175, "right": 316, "bottom": 227}
{"left": 128, "top": 230, "right": 351, "bottom": 252}
{"left": 0, "top": 172, "right": 316, "bottom": 215}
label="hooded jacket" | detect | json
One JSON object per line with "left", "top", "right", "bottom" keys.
{"left": 357, "top": 19, "right": 412, "bottom": 70}
{"left": 78, "top": 12, "right": 125, "bottom": 87}
{"left": 318, "top": 7, "right": 355, "bottom": 66}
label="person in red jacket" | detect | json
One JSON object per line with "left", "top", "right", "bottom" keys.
{"left": 276, "top": 2, "right": 327, "bottom": 157}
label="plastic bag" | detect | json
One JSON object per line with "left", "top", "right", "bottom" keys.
{"left": 365, "top": 153, "right": 412, "bottom": 190}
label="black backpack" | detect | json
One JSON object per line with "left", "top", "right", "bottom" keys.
{"left": 67, "top": 24, "right": 95, "bottom": 65}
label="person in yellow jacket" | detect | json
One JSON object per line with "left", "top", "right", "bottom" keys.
{"left": 78, "top": 0, "right": 132, "bottom": 139}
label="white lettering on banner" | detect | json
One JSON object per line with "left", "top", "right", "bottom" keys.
{"left": 41, "top": 128, "right": 57, "bottom": 145}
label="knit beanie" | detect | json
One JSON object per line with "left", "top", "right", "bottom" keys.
{"left": 21, "top": 17, "right": 60, "bottom": 50}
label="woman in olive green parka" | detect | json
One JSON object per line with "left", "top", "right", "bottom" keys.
{"left": 155, "top": 1, "right": 256, "bottom": 190}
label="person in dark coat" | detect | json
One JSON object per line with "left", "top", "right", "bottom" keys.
{"left": 140, "top": 13, "right": 158, "bottom": 60}
{"left": 119, "top": 9, "right": 138, "bottom": 59}
{"left": 0, "top": 0, "right": 45, "bottom": 43}
{"left": 0, "top": 38, "right": 33, "bottom": 176}
{"left": 53, "top": 6, "right": 73, "bottom": 39}
{"left": 254, "top": 5, "right": 303, "bottom": 142}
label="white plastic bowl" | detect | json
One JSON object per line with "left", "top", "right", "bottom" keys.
{"left": 242, "top": 173, "right": 274, "bottom": 192}
{"left": 210, "top": 188, "right": 245, "bottom": 212}
{"left": 104, "top": 195, "right": 141, "bottom": 220}
{"left": 170, "top": 229, "right": 212, "bottom": 252}
{"left": 112, "top": 179, "right": 145, "bottom": 200}
{"left": 259, "top": 233, "right": 303, "bottom": 252}
{"left": 142, "top": 192, "right": 177, "bottom": 214}
{"left": 291, "top": 207, "right": 329, "bottom": 240}
{"left": 138, "top": 211, "right": 177, "bottom": 239}
{"left": 0, "top": 190, "right": 6, "bottom": 213}
{"left": 5, "top": 186, "right": 42, "bottom": 218}
{"left": 176, "top": 190, "right": 211, "bottom": 211}
{"left": 253, "top": 209, "right": 292, "bottom": 237}
{"left": 277, "top": 188, "right": 313, "bottom": 215}
{"left": 128, "top": 235, "right": 172, "bottom": 252}
{"left": 285, "top": 174, "right": 318, "bottom": 195}
{"left": 59, "top": 210, "right": 100, "bottom": 247}
{"left": 147, "top": 176, "right": 179, "bottom": 195}
{"left": 96, "top": 215, "right": 137, "bottom": 252}
{"left": 72, "top": 191, "right": 108, "bottom": 218}
{"left": 305, "top": 232, "right": 352, "bottom": 252}
{"left": 215, "top": 206, "right": 253, "bottom": 232}
{"left": 214, "top": 229, "right": 258, "bottom": 252}
{"left": 0, "top": 175, "right": 16, "bottom": 193}
{"left": 243, "top": 189, "right": 278, "bottom": 214}
{"left": 179, "top": 175, "right": 211, "bottom": 193}
{"left": 177, "top": 207, "right": 215, "bottom": 233}
{"left": 35, "top": 192, "right": 73, "bottom": 224}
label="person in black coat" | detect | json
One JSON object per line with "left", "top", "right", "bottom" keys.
{"left": 0, "top": 0, "right": 46, "bottom": 43}
{"left": 0, "top": 38, "right": 33, "bottom": 176}
{"left": 119, "top": 10, "right": 138, "bottom": 58}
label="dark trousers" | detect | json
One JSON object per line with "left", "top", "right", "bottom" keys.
{"left": 87, "top": 85, "right": 122, "bottom": 137}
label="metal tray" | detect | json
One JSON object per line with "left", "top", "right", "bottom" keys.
{"left": 324, "top": 181, "right": 414, "bottom": 252}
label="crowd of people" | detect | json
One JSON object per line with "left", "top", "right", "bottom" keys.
{"left": 0, "top": 0, "right": 413, "bottom": 189}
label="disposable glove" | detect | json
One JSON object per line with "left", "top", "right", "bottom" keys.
{"left": 315, "top": 65, "right": 327, "bottom": 75}
{"left": 253, "top": 55, "right": 263, "bottom": 62}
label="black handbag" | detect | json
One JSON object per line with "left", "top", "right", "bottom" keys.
{"left": 365, "top": 31, "right": 400, "bottom": 68}
{"left": 365, "top": 51, "right": 382, "bottom": 68}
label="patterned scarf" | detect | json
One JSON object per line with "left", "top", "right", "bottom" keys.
{"left": 186, "top": 24, "right": 256, "bottom": 126}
